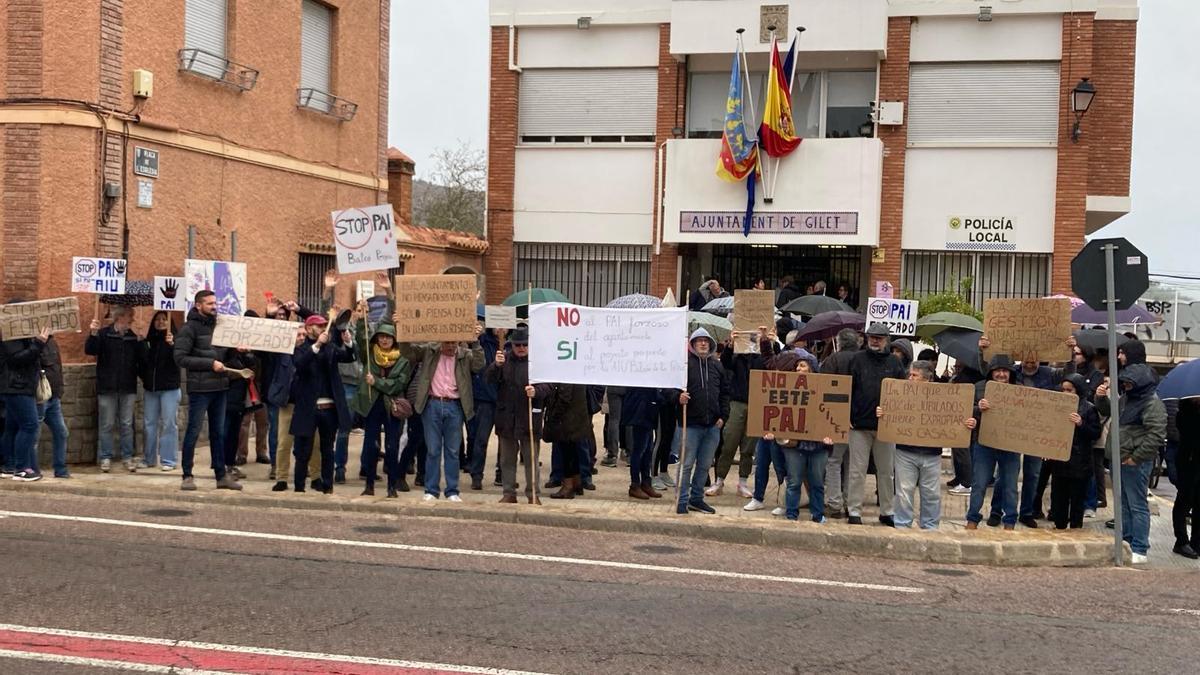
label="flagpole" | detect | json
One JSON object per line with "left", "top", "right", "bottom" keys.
{"left": 760, "top": 28, "right": 777, "bottom": 203}
{"left": 770, "top": 27, "right": 805, "bottom": 203}
{"left": 736, "top": 28, "right": 766, "bottom": 212}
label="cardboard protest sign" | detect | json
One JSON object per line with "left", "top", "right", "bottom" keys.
{"left": 484, "top": 305, "right": 518, "bottom": 330}
{"left": 0, "top": 297, "right": 81, "bottom": 340}
{"left": 733, "top": 289, "right": 775, "bottom": 354}
{"left": 865, "top": 297, "right": 918, "bottom": 337}
{"left": 185, "top": 259, "right": 248, "bottom": 316}
{"left": 528, "top": 304, "right": 688, "bottom": 389}
{"left": 392, "top": 274, "right": 478, "bottom": 342}
{"left": 746, "top": 370, "right": 851, "bottom": 443}
{"left": 983, "top": 298, "right": 1071, "bottom": 363}
{"left": 978, "top": 380, "right": 1076, "bottom": 461}
{"left": 153, "top": 276, "right": 184, "bottom": 312}
{"left": 72, "top": 256, "right": 126, "bottom": 294}
{"left": 877, "top": 379, "right": 975, "bottom": 448}
{"left": 331, "top": 204, "right": 400, "bottom": 274}
{"left": 211, "top": 315, "right": 299, "bottom": 355}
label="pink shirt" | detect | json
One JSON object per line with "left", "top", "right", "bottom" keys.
{"left": 430, "top": 352, "right": 459, "bottom": 399}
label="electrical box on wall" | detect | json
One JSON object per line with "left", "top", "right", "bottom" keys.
{"left": 873, "top": 101, "right": 904, "bottom": 126}
{"left": 132, "top": 69, "right": 154, "bottom": 98}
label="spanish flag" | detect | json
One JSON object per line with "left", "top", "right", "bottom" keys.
{"left": 759, "top": 37, "right": 800, "bottom": 158}
{"left": 715, "top": 48, "right": 757, "bottom": 182}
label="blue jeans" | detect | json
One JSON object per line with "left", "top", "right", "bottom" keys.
{"left": 1120, "top": 460, "right": 1154, "bottom": 555}
{"left": 968, "top": 443, "right": 1020, "bottom": 525}
{"left": 423, "top": 399, "right": 464, "bottom": 497}
{"left": 675, "top": 424, "right": 721, "bottom": 508}
{"left": 336, "top": 383, "right": 357, "bottom": 471}
{"left": 37, "top": 397, "right": 70, "bottom": 476}
{"left": 97, "top": 392, "right": 136, "bottom": 462}
{"left": 783, "top": 447, "right": 827, "bottom": 521}
{"left": 992, "top": 455, "right": 1044, "bottom": 519}
{"left": 894, "top": 448, "right": 942, "bottom": 529}
{"left": 181, "top": 390, "right": 227, "bottom": 481}
{"left": 143, "top": 389, "right": 181, "bottom": 467}
{"left": 752, "top": 438, "right": 787, "bottom": 502}
{"left": 267, "top": 403, "right": 281, "bottom": 465}
{"left": 2, "top": 394, "right": 40, "bottom": 473}
{"left": 468, "top": 400, "right": 496, "bottom": 480}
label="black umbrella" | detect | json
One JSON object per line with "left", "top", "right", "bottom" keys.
{"left": 1074, "top": 329, "right": 1112, "bottom": 351}
{"left": 780, "top": 295, "right": 852, "bottom": 317}
{"left": 933, "top": 328, "right": 984, "bottom": 368}
{"left": 100, "top": 279, "right": 154, "bottom": 307}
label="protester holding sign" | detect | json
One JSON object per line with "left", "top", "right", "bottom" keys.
{"left": 1009, "top": 340, "right": 1073, "bottom": 527}
{"left": 36, "top": 335, "right": 70, "bottom": 479}
{"left": 221, "top": 313, "right": 259, "bottom": 481}
{"left": 966, "top": 355, "right": 1021, "bottom": 530}
{"left": 846, "top": 323, "right": 907, "bottom": 526}
{"left": 709, "top": 327, "right": 778, "bottom": 499}
{"left": 139, "top": 311, "right": 181, "bottom": 471}
{"left": 820, "top": 328, "right": 861, "bottom": 519}
{"left": 0, "top": 325, "right": 49, "bottom": 481}
{"left": 351, "top": 300, "right": 412, "bottom": 498}
{"left": 290, "top": 313, "right": 357, "bottom": 494}
{"left": 86, "top": 306, "right": 141, "bottom": 474}
{"left": 673, "top": 328, "right": 729, "bottom": 515}
{"left": 1046, "top": 374, "right": 1102, "bottom": 529}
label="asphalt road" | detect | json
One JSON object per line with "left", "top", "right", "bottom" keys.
{"left": 0, "top": 492, "right": 1196, "bottom": 674}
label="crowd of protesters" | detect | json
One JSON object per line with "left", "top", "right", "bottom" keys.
{"left": 1, "top": 271, "right": 1196, "bottom": 565}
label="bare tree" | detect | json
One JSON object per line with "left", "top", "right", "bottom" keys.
{"left": 413, "top": 140, "right": 485, "bottom": 236}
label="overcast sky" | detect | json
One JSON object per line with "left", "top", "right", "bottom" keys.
{"left": 388, "top": 0, "right": 1194, "bottom": 279}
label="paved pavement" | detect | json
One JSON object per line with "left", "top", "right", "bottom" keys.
{"left": 0, "top": 491, "right": 1197, "bottom": 674}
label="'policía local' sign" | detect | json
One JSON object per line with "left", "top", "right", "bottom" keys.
{"left": 865, "top": 297, "right": 918, "bottom": 337}
{"left": 72, "top": 257, "right": 126, "bottom": 294}
{"left": 331, "top": 204, "right": 400, "bottom": 274}
{"left": 946, "top": 215, "right": 1017, "bottom": 252}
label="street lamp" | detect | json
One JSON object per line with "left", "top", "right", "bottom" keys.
{"left": 1071, "top": 77, "right": 1096, "bottom": 143}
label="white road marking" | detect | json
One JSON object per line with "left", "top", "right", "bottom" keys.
{"left": 0, "top": 648, "right": 225, "bottom": 673}
{"left": 0, "top": 509, "right": 924, "bottom": 594}
{"left": 1167, "top": 608, "right": 1200, "bottom": 616}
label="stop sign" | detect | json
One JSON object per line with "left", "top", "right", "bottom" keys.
{"left": 1070, "top": 237, "right": 1149, "bottom": 312}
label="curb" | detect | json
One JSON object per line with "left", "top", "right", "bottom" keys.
{"left": 2, "top": 481, "right": 1126, "bottom": 567}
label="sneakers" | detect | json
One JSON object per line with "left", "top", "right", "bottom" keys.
{"left": 946, "top": 479, "right": 960, "bottom": 488}
{"left": 180, "top": 477, "right": 197, "bottom": 491}
{"left": 448, "top": 495, "right": 463, "bottom": 503}
{"left": 161, "top": 464, "right": 176, "bottom": 472}
{"left": 705, "top": 478, "right": 725, "bottom": 497}
{"left": 123, "top": 459, "right": 137, "bottom": 473}
{"left": 229, "top": 466, "right": 247, "bottom": 480}
{"left": 100, "top": 458, "right": 112, "bottom": 473}
{"left": 813, "top": 516, "right": 828, "bottom": 524}
{"left": 422, "top": 493, "right": 437, "bottom": 502}
{"left": 651, "top": 476, "right": 669, "bottom": 492}
{"left": 600, "top": 454, "right": 617, "bottom": 468}
{"left": 1083, "top": 509, "right": 1097, "bottom": 519}
{"left": 657, "top": 472, "right": 676, "bottom": 488}
{"left": 54, "top": 472, "right": 71, "bottom": 479}
{"left": 986, "top": 514, "right": 1003, "bottom": 528}
{"left": 216, "top": 476, "right": 243, "bottom": 490}
{"left": 770, "top": 507, "right": 785, "bottom": 517}
{"left": 13, "top": 470, "right": 42, "bottom": 482}
{"left": 0, "top": 469, "right": 13, "bottom": 479}
{"left": 879, "top": 515, "right": 895, "bottom": 527}
{"left": 949, "top": 484, "right": 972, "bottom": 496}
{"left": 743, "top": 499, "right": 765, "bottom": 512}
{"left": 1131, "top": 553, "right": 1148, "bottom": 565}
{"left": 687, "top": 500, "right": 716, "bottom": 515}
{"left": 848, "top": 515, "right": 863, "bottom": 525}
{"left": 676, "top": 503, "right": 689, "bottom": 515}
{"left": 736, "top": 480, "right": 753, "bottom": 498}
{"left": 136, "top": 460, "right": 151, "bottom": 470}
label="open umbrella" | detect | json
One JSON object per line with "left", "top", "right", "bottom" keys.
{"left": 780, "top": 295, "right": 852, "bottom": 317}
{"left": 100, "top": 279, "right": 154, "bottom": 307}
{"left": 1071, "top": 303, "right": 1160, "bottom": 326}
{"left": 1073, "top": 329, "right": 1112, "bottom": 351}
{"left": 700, "top": 295, "right": 734, "bottom": 316}
{"left": 607, "top": 293, "right": 664, "bottom": 309}
{"left": 502, "top": 288, "right": 569, "bottom": 307}
{"left": 915, "top": 311, "right": 984, "bottom": 341}
{"left": 1157, "top": 360, "right": 1200, "bottom": 400}
{"left": 794, "top": 311, "right": 865, "bottom": 342}
{"left": 933, "top": 328, "right": 985, "bottom": 369}
{"left": 687, "top": 311, "right": 732, "bottom": 342}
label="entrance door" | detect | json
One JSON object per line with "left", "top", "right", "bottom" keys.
{"left": 707, "top": 244, "right": 864, "bottom": 306}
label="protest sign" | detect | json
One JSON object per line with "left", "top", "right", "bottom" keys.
{"left": 153, "top": 276, "right": 184, "bottom": 312}
{"left": 211, "top": 315, "right": 298, "bottom": 355}
{"left": 877, "top": 379, "right": 975, "bottom": 448}
{"left": 331, "top": 204, "right": 400, "bottom": 274}
{"left": 392, "top": 274, "right": 478, "bottom": 342}
{"left": 484, "top": 305, "right": 518, "bottom": 330}
{"left": 0, "top": 297, "right": 81, "bottom": 340}
{"left": 528, "top": 304, "right": 688, "bottom": 389}
{"left": 865, "top": 297, "right": 918, "bottom": 336}
{"left": 733, "top": 289, "right": 775, "bottom": 354}
{"left": 72, "top": 256, "right": 126, "bottom": 294}
{"left": 356, "top": 280, "right": 376, "bottom": 302}
{"left": 185, "top": 259, "right": 248, "bottom": 316}
{"left": 978, "top": 381, "right": 1076, "bottom": 461}
{"left": 746, "top": 370, "right": 851, "bottom": 443}
{"left": 983, "top": 298, "right": 1071, "bottom": 363}
{"left": 367, "top": 296, "right": 390, "bottom": 324}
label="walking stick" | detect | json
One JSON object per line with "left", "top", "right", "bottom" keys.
{"left": 526, "top": 283, "right": 540, "bottom": 504}
{"left": 674, "top": 401, "right": 688, "bottom": 511}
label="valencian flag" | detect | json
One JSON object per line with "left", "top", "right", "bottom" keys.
{"left": 759, "top": 36, "right": 801, "bottom": 157}
{"left": 715, "top": 50, "right": 757, "bottom": 182}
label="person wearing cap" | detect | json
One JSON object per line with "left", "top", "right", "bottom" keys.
{"left": 402, "top": 325, "right": 486, "bottom": 502}
{"left": 487, "top": 328, "right": 540, "bottom": 504}
{"left": 351, "top": 299, "right": 412, "bottom": 498}
{"left": 672, "top": 328, "right": 730, "bottom": 515}
{"left": 966, "top": 354, "right": 1022, "bottom": 529}
{"left": 290, "top": 310, "right": 356, "bottom": 494}
{"left": 845, "top": 322, "right": 907, "bottom": 526}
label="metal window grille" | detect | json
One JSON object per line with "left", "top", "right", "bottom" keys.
{"left": 514, "top": 243, "right": 650, "bottom": 308}
{"left": 901, "top": 250, "right": 1051, "bottom": 309}
{"left": 297, "top": 253, "right": 403, "bottom": 312}
{"left": 709, "top": 244, "right": 863, "bottom": 301}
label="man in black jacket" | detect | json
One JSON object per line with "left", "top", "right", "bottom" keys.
{"left": 290, "top": 312, "right": 356, "bottom": 494}
{"left": 819, "top": 328, "right": 860, "bottom": 518}
{"left": 488, "top": 328, "right": 540, "bottom": 504}
{"left": 846, "top": 323, "right": 906, "bottom": 526}
{"left": 86, "top": 306, "right": 140, "bottom": 473}
{"left": 673, "top": 328, "right": 730, "bottom": 515}
{"left": 174, "top": 290, "right": 244, "bottom": 491}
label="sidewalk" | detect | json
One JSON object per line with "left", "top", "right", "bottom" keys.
{"left": 2, "top": 430, "right": 1135, "bottom": 568}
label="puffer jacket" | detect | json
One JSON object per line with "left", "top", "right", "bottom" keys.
{"left": 173, "top": 308, "right": 231, "bottom": 393}
{"left": 1097, "top": 363, "right": 1167, "bottom": 464}
{"left": 86, "top": 326, "right": 141, "bottom": 395}
{"left": 0, "top": 337, "right": 44, "bottom": 396}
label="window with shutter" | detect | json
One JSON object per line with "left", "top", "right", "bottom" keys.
{"left": 184, "top": 0, "right": 227, "bottom": 80}
{"left": 907, "top": 62, "right": 1060, "bottom": 146}
{"left": 519, "top": 69, "right": 657, "bottom": 141}
{"left": 300, "top": 0, "right": 334, "bottom": 111}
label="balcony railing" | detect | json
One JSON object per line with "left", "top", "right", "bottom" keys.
{"left": 296, "top": 88, "right": 358, "bottom": 122}
{"left": 177, "top": 48, "right": 259, "bottom": 91}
